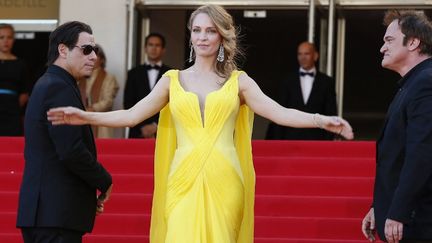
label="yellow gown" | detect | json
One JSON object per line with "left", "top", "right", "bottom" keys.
{"left": 150, "top": 70, "right": 256, "bottom": 243}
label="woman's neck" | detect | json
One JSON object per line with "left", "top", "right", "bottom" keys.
{"left": 0, "top": 52, "right": 16, "bottom": 60}
{"left": 193, "top": 57, "right": 216, "bottom": 73}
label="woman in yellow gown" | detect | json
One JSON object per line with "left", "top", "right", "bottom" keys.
{"left": 47, "top": 5, "right": 353, "bottom": 243}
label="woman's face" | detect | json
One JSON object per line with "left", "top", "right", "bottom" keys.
{"left": 0, "top": 27, "right": 14, "bottom": 54}
{"left": 191, "top": 13, "right": 222, "bottom": 59}
{"left": 94, "top": 55, "right": 103, "bottom": 69}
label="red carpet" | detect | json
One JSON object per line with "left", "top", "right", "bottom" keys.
{"left": 0, "top": 137, "right": 380, "bottom": 242}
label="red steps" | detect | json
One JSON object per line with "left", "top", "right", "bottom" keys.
{"left": 0, "top": 138, "right": 379, "bottom": 242}
{"left": 0, "top": 153, "right": 375, "bottom": 177}
{"left": 1, "top": 172, "right": 374, "bottom": 196}
{"left": 0, "top": 213, "right": 368, "bottom": 242}
{"left": 0, "top": 212, "right": 365, "bottom": 239}
{"left": 1, "top": 191, "right": 371, "bottom": 218}
{"left": 252, "top": 140, "right": 374, "bottom": 158}
{"left": 22, "top": 138, "right": 370, "bottom": 158}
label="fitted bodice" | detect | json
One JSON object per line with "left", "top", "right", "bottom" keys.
{"left": 165, "top": 70, "right": 243, "bottom": 180}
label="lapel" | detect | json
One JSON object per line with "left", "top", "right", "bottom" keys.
{"left": 292, "top": 74, "right": 306, "bottom": 106}
{"left": 69, "top": 78, "right": 97, "bottom": 154}
{"left": 377, "top": 87, "right": 408, "bottom": 144}
{"left": 56, "top": 67, "right": 97, "bottom": 153}
{"left": 376, "top": 58, "right": 432, "bottom": 142}
{"left": 47, "top": 65, "right": 97, "bottom": 155}
{"left": 154, "top": 64, "right": 170, "bottom": 88}
{"left": 141, "top": 65, "right": 152, "bottom": 90}
{"left": 142, "top": 64, "right": 166, "bottom": 91}
{"left": 49, "top": 65, "right": 86, "bottom": 110}
{"left": 306, "top": 73, "right": 320, "bottom": 106}
{"left": 376, "top": 78, "right": 413, "bottom": 142}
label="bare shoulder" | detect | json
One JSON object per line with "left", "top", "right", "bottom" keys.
{"left": 154, "top": 74, "right": 171, "bottom": 92}
{"left": 159, "top": 75, "right": 171, "bottom": 85}
{"left": 238, "top": 71, "right": 257, "bottom": 92}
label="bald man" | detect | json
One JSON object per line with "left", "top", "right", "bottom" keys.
{"left": 266, "top": 41, "right": 337, "bottom": 140}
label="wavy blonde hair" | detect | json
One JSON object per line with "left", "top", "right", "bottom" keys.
{"left": 188, "top": 5, "right": 242, "bottom": 78}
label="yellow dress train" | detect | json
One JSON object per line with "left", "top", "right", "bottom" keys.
{"left": 150, "top": 70, "right": 255, "bottom": 243}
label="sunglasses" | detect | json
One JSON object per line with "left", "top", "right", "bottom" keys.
{"left": 74, "top": 45, "right": 99, "bottom": 56}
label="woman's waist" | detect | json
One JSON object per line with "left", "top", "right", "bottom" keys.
{"left": 175, "top": 141, "right": 236, "bottom": 151}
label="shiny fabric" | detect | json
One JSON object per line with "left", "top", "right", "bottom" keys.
{"left": 150, "top": 70, "right": 255, "bottom": 243}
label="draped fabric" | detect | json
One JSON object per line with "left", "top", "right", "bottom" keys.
{"left": 150, "top": 70, "right": 255, "bottom": 243}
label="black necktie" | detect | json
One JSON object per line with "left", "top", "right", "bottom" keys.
{"left": 299, "top": 71, "right": 315, "bottom": 77}
{"left": 146, "top": 64, "right": 161, "bottom": 70}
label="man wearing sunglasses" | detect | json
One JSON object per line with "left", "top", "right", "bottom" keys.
{"left": 16, "top": 21, "right": 113, "bottom": 243}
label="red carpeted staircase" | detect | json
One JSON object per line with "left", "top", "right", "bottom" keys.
{"left": 0, "top": 138, "right": 380, "bottom": 242}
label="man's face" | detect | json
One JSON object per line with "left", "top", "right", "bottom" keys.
{"left": 65, "top": 32, "right": 97, "bottom": 80}
{"left": 297, "top": 43, "right": 318, "bottom": 70}
{"left": 380, "top": 20, "right": 409, "bottom": 73}
{"left": 145, "top": 36, "right": 164, "bottom": 63}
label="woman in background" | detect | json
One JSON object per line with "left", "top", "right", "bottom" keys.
{"left": 78, "top": 44, "right": 119, "bottom": 138}
{"left": 0, "top": 23, "right": 29, "bottom": 136}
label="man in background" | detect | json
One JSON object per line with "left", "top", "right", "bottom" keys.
{"left": 123, "top": 33, "right": 171, "bottom": 138}
{"left": 266, "top": 41, "right": 337, "bottom": 140}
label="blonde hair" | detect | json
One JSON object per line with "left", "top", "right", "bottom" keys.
{"left": 0, "top": 23, "right": 15, "bottom": 34}
{"left": 188, "top": 5, "right": 242, "bottom": 78}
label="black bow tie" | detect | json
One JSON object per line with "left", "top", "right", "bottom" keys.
{"left": 299, "top": 71, "right": 315, "bottom": 77}
{"left": 145, "top": 64, "right": 161, "bottom": 70}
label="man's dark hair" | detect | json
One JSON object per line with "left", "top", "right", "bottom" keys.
{"left": 384, "top": 10, "right": 432, "bottom": 56}
{"left": 47, "top": 21, "right": 93, "bottom": 65}
{"left": 144, "top": 32, "right": 166, "bottom": 48}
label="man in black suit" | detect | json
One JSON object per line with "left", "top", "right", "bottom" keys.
{"left": 362, "top": 10, "right": 432, "bottom": 243}
{"left": 16, "top": 21, "right": 113, "bottom": 243}
{"left": 124, "top": 33, "right": 171, "bottom": 138}
{"left": 266, "top": 41, "right": 337, "bottom": 140}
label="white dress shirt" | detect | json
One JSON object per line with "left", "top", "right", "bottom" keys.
{"left": 146, "top": 61, "right": 163, "bottom": 90}
{"left": 299, "top": 67, "right": 316, "bottom": 104}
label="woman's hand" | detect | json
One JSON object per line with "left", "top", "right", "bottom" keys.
{"left": 315, "top": 114, "right": 354, "bottom": 140}
{"left": 47, "top": 106, "right": 88, "bottom": 125}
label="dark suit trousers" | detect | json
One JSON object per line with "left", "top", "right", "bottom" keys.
{"left": 21, "top": 227, "right": 84, "bottom": 243}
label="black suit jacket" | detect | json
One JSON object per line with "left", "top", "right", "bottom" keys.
{"left": 266, "top": 70, "right": 337, "bottom": 140}
{"left": 373, "top": 58, "right": 432, "bottom": 240}
{"left": 123, "top": 64, "right": 171, "bottom": 138}
{"left": 16, "top": 65, "right": 112, "bottom": 233}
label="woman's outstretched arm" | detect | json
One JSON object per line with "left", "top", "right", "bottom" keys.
{"left": 47, "top": 76, "right": 170, "bottom": 128}
{"left": 238, "top": 72, "right": 354, "bottom": 139}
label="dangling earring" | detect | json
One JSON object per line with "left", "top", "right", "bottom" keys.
{"left": 217, "top": 45, "right": 224, "bottom": 62}
{"left": 189, "top": 44, "right": 194, "bottom": 63}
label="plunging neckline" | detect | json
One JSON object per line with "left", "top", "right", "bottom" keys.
{"left": 176, "top": 70, "right": 233, "bottom": 128}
